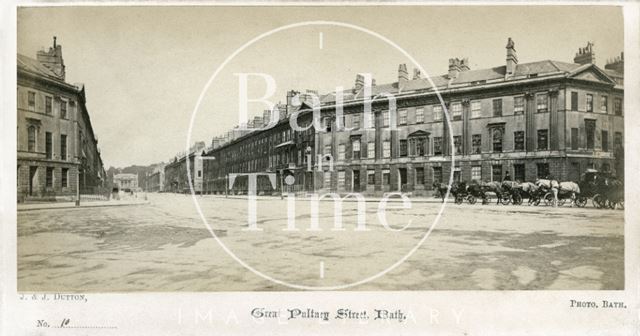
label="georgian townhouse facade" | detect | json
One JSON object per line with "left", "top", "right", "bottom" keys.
{"left": 17, "top": 38, "right": 106, "bottom": 202}
{"left": 201, "top": 39, "right": 624, "bottom": 196}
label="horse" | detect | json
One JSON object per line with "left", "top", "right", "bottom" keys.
{"left": 520, "top": 182, "right": 541, "bottom": 205}
{"left": 558, "top": 181, "right": 580, "bottom": 207}
{"left": 500, "top": 181, "right": 523, "bottom": 204}
{"left": 432, "top": 182, "right": 466, "bottom": 202}
{"left": 480, "top": 181, "right": 504, "bottom": 205}
{"left": 536, "top": 178, "right": 559, "bottom": 206}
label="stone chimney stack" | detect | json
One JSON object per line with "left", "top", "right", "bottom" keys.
{"left": 413, "top": 68, "right": 421, "bottom": 80}
{"left": 574, "top": 42, "right": 596, "bottom": 65}
{"left": 605, "top": 52, "right": 624, "bottom": 73}
{"left": 505, "top": 37, "right": 518, "bottom": 78}
{"left": 459, "top": 58, "right": 470, "bottom": 71}
{"left": 398, "top": 64, "right": 409, "bottom": 83}
{"left": 448, "top": 58, "right": 461, "bottom": 79}
{"left": 354, "top": 74, "right": 365, "bottom": 91}
{"left": 36, "top": 36, "right": 66, "bottom": 80}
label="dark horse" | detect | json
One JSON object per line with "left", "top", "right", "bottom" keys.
{"left": 480, "top": 181, "right": 505, "bottom": 205}
{"left": 432, "top": 182, "right": 466, "bottom": 202}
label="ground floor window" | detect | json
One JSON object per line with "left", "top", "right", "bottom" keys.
{"left": 367, "top": 170, "right": 375, "bottom": 185}
{"left": 569, "top": 162, "right": 580, "bottom": 181}
{"left": 337, "top": 171, "right": 345, "bottom": 189}
{"left": 537, "top": 163, "right": 550, "bottom": 179}
{"left": 415, "top": 167, "right": 424, "bottom": 185}
{"left": 61, "top": 168, "right": 69, "bottom": 188}
{"left": 432, "top": 167, "right": 443, "bottom": 184}
{"left": 513, "top": 164, "right": 525, "bottom": 182}
{"left": 323, "top": 170, "right": 331, "bottom": 188}
{"left": 46, "top": 167, "right": 54, "bottom": 188}
{"left": 492, "top": 165, "right": 502, "bottom": 182}
{"left": 382, "top": 169, "right": 390, "bottom": 185}
{"left": 453, "top": 168, "right": 461, "bottom": 182}
{"left": 471, "top": 166, "right": 481, "bottom": 181}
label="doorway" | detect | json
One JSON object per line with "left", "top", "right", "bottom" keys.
{"left": 398, "top": 168, "right": 407, "bottom": 191}
{"left": 352, "top": 170, "right": 360, "bottom": 192}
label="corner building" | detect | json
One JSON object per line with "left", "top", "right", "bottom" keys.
{"left": 203, "top": 39, "right": 624, "bottom": 196}
{"left": 17, "top": 38, "right": 106, "bottom": 201}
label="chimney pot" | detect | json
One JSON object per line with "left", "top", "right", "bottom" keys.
{"left": 413, "top": 68, "right": 421, "bottom": 80}
{"left": 574, "top": 42, "right": 595, "bottom": 65}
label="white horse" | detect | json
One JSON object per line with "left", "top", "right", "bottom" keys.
{"left": 559, "top": 181, "right": 580, "bottom": 207}
{"left": 536, "top": 179, "right": 560, "bottom": 206}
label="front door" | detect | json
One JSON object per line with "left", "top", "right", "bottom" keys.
{"left": 399, "top": 168, "right": 407, "bottom": 191}
{"left": 29, "top": 166, "right": 37, "bottom": 196}
{"left": 352, "top": 170, "right": 360, "bottom": 192}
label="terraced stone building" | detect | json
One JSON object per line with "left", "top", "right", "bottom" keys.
{"left": 202, "top": 38, "right": 624, "bottom": 196}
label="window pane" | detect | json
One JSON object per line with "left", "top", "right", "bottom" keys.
{"left": 451, "top": 103, "right": 462, "bottom": 120}
{"left": 398, "top": 109, "right": 407, "bottom": 125}
{"left": 471, "top": 101, "right": 482, "bottom": 118}
{"left": 433, "top": 105, "right": 442, "bottom": 121}
{"left": 492, "top": 99, "right": 502, "bottom": 116}
{"left": 416, "top": 108, "right": 425, "bottom": 123}
{"left": 433, "top": 137, "right": 442, "bottom": 155}
{"left": 399, "top": 139, "right": 407, "bottom": 157}
{"left": 514, "top": 97, "right": 525, "bottom": 114}
{"left": 471, "top": 166, "right": 481, "bottom": 181}
{"left": 537, "top": 129, "right": 548, "bottom": 150}
{"left": 472, "top": 134, "right": 482, "bottom": 154}
{"left": 536, "top": 94, "right": 548, "bottom": 113}
{"left": 383, "top": 141, "right": 391, "bottom": 158}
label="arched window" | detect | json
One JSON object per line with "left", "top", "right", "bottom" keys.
{"left": 492, "top": 128, "right": 503, "bottom": 153}
{"left": 27, "top": 126, "right": 36, "bottom": 152}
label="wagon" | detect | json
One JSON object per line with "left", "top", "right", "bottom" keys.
{"left": 575, "top": 170, "right": 624, "bottom": 209}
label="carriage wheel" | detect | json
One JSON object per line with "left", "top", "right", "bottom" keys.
{"left": 455, "top": 194, "right": 464, "bottom": 205}
{"left": 543, "top": 193, "right": 553, "bottom": 206}
{"left": 482, "top": 195, "right": 491, "bottom": 205}
{"left": 592, "top": 194, "right": 605, "bottom": 209}
{"left": 467, "top": 195, "right": 477, "bottom": 205}
{"left": 500, "top": 195, "right": 511, "bottom": 205}
{"left": 575, "top": 196, "right": 588, "bottom": 208}
{"left": 512, "top": 193, "right": 523, "bottom": 205}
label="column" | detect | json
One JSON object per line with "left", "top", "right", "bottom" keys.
{"left": 525, "top": 92, "right": 535, "bottom": 152}
{"left": 462, "top": 99, "right": 470, "bottom": 155}
{"left": 548, "top": 89, "right": 559, "bottom": 150}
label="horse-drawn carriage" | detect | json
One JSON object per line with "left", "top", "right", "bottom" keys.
{"left": 576, "top": 170, "right": 624, "bottom": 209}
{"left": 433, "top": 181, "right": 489, "bottom": 205}
{"left": 452, "top": 181, "right": 487, "bottom": 205}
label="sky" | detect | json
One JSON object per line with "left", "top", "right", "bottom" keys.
{"left": 17, "top": 6, "right": 624, "bottom": 168}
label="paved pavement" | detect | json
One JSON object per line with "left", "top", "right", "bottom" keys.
{"left": 17, "top": 193, "right": 624, "bottom": 291}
